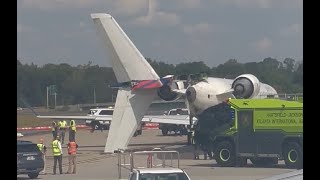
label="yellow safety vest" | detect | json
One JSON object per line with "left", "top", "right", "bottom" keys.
{"left": 52, "top": 140, "right": 61, "bottom": 156}
{"left": 37, "top": 144, "right": 44, "bottom": 152}
{"left": 70, "top": 120, "right": 76, "bottom": 132}
{"left": 59, "top": 121, "right": 67, "bottom": 128}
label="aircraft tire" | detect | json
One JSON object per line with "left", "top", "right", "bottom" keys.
{"left": 214, "top": 141, "right": 235, "bottom": 167}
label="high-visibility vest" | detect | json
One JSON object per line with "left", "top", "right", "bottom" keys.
{"left": 37, "top": 143, "right": 44, "bottom": 152}
{"left": 52, "top": 140, "right": 61, "bottom": 156}
{"left": 68, "top": 142, "right": 77, "bottom": 155}
{"left": 59, "top": 121, "right": 67, "bottom": 128}
{"left": 70, "top": 120, "right": 76, "bottom": 132}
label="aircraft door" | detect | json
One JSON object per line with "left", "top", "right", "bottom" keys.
{"left": 236, "top": 110, "right": 255, "bottom": 155}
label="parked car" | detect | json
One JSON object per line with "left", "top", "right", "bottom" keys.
{"left": 17, "top": 140, "right": 44, "bottom": 179}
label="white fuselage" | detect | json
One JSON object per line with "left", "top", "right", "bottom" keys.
{"left": 187, "top": 77, "right": 277, "bottom": 117}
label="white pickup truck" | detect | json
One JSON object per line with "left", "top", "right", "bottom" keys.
{"left": 158, "top": 108, "right": 189, "bottom": 136}
{"left": 116, "top": 149, "right": 191, "bottom": 180}
{"left": 85, "top": 107, "right": 143, "bottom": 136}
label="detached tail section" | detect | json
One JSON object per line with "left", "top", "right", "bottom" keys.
{"left": 91, "top": 13, "right": 159, "bottom": 153}
{"left": 91, "top": 14, "right": 159, "bottom": 82}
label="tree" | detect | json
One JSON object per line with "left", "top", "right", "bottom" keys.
{"left": 283, "top": 58, "right": 295, "bottom": 72}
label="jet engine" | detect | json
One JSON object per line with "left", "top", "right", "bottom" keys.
{"left": 157, "top": 81, "right": 185, "bottom": 101}
{"left": 232, "top": 74, "right": 260, "bottom": 99}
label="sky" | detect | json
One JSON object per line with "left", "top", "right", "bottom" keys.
{"left": 17, "top": 0, "right": 303, "bottom": 67}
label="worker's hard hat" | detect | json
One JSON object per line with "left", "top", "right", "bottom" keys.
{"left": 40, "top": 138, "right": 44, "bottom": 143}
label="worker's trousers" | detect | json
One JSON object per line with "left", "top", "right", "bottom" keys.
{"left": 67, "top": 154, "right": 77, "bottom": 174}
{"left": 53, "top": 155, "right": 62, "bottom": 174}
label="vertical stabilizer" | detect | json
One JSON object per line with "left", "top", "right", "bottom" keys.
{"left": 91, "top": 13, "right": 159, "bottom": 82}
{"left": 91, "top": 14, "right": 159, "bottom": 153}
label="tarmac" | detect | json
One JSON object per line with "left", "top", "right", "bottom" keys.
{"left": 17, "top": 129, "right": 295, "bottom": 180}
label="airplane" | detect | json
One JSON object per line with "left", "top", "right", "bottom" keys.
{"left": 88, "top": 13, "right": 278, "bottom": 153}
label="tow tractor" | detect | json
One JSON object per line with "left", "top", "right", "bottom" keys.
{"left": 114, "top": 149, "right": 191, "bottom": 180}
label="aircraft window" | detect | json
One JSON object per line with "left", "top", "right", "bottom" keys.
{"left": 99, "top": 110, "right": 113, "bottom": 115}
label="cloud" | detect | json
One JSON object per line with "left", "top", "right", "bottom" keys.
{"left": 17, "top": 24, "right": 33, "bottom": 33}
{"left": 183, "top": 23, "right": 214, "bottom": 35}
{"left": 20, "top": 0, "right": 106, "bottom": 10}
{"left": 280, "top": 23, "right": 303, "bottom": 37}
{"left": 215, "top": 0, "right": 302, "bottom": 8}
{"left": 172, "top": 0, "right": 202, "bottom": 9}
{"left": 251, "top": 37, "right": 272, "bottom": 53}
{"left": 113, "top": 0, "right": 148, "bottom": 16}
{"left": 20, "top": 0, "right": 148, "bottom": 15}
{"left": 131, "top": 0, "right": 180, "bottom": 27}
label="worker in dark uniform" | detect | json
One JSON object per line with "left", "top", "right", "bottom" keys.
{"left": 191, "top": 129, "right": 200, "bottom": 160}
{"left": 51, "top": 121, "right": 58, "bottom": 141}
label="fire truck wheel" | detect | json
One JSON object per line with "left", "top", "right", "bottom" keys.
{"left": 283, "top": 142, "right": 303, "bottom": 169}
{"left": 214, "top": 141, "right": 235, "bottom": 167}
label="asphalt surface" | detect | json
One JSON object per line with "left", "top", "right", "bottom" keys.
{"left": 17, "top": 129, "right": 295, "bottom": 180}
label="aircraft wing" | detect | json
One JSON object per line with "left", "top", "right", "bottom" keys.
{"left": 37, "top": 115, "right": 94, "bottom": 120}
{"left": 36, "top": 115, "right": 113, "bottom": 121}
{"left": 142, "top": 115, "right": 198, "bottom": 125}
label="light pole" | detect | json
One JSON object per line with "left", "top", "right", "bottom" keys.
{"left": 54, "top": 93, "right": 57, "bottom": 109}
{"left": 93, "top": 87, "right": 96, "bottom": 104}
{"left": 46, "top": 86, "right": 49, "bottom": 109}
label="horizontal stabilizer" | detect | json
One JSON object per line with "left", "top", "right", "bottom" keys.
{"left": 37, "top": 115, "right": 95, "bottom": 120}
{"left": 104, "top": 89, "right": 157, "bottom": 153}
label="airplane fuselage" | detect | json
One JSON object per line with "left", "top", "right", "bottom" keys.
{"left": 186, "top": 77, "right": 277, "bottom": 118}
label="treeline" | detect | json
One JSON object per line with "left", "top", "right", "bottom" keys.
{"left": 17, "top": 57, "right": 303, "bottom": 107}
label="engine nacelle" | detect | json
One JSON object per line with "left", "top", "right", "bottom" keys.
{"left": 232, "top": 74, "right": 260, "bottom": 99}
{"left": 157, "top": 81, "right": 184, "bottom": 101}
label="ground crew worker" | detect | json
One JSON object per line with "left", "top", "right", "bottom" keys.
{"left": 52, "top": 135, "right": 63, "bottom": 175}
{"left": 191, "top": 129, "right": 200, "bottom": 160}
{"left": 37, "top": 138, "right": 47, "bottom": 174}
{"left": 67, "top": 140, "right": 79, "bottom": 174}
{"left": 202, "top": 140, "right": 213, "bottom": 160}
{"left": 58, "top": 120, "right": 67, "bottom": 144}
{"left": 51, "top": 121, "right": 58, "bottom": 140}
{"left": 69, "top": 120, "right": 76, "bottom": 141}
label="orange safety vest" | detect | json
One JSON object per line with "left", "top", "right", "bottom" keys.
{"left": 68, "top": 142, "right": 77, "bottom": 155}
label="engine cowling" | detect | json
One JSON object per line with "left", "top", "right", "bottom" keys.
{"left": 157, "top": 81, "right": 184, "bottom": 101}
{"left": 232, "top": 74, "right": 260, "bottom": 99}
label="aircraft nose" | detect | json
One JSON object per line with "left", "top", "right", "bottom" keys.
{"left": 186, "top": 86, "right": 196, "bottom": 103}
